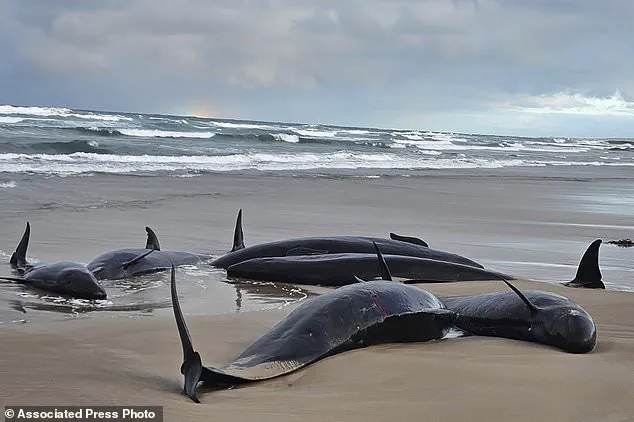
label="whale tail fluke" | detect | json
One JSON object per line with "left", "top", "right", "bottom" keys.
{"left": 11, "top": 222, "right": 30, "bottom": 269}
{"left": 565, "top": 239, "right": 605, "bottom": 289}
{"left": 231, "top": 209, "right": 245, "bottom": 252}
{"left": 145, "top": 227, "right": 161, "bottom": 250}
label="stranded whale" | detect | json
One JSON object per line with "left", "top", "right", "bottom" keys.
{"left": 368, "top": 243, "right": 598, "bottom": 353}
{"left": 442, "top": 281, "right": 597, "bottom": 353}
{"left": 2, "top": 222, "right": 106, "bottom": 300}
{"left": 227, "top": 253, "right": 510, "bottom": 285}
{"left": 211, "top": 209, "right": 482, "bottom": 269}
{"left": 171, "top": 252, "right": 455, "bottom": 402}
{"left": 87, "top": 227, "right": 206, "bottom": 280}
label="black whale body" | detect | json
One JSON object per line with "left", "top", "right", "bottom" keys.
{"left": 16, "top": 262, "right": 107, "bottom": 300}
{"left": 3, "top": 222, "right": 106, "bottom": 300}
{"left": 88, "top": 248, "right": 202, "bottom": 280}
{"left": 442, "top": 285, "right": 597, "bottom": 353}
{"left": 170, "top": 268, "right": 454, "bottom": 403}
{"left": 212, "top": 236, "right": 483, "bottom": 269}
{"left": 227, "top": 253, "right": 509, "bottom": 285}
{"left": 87, "top": 227, "right": 206, "bottom": 281}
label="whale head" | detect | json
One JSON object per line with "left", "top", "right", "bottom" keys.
{"left": 532, "top": 306, "right": 597, "bottom": 354}
{"left": 58, "top": 267, "right": 107, "bottom": 300}
{"left": 503, "top": 280, "right": 596, "bottom": 353}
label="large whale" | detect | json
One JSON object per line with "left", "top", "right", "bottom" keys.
{"left": 211, "top": 209, "right": 482, "bottom": 269}
{"left": 87, "top": 227, "right": 207, "bottom": 281}
{"left": 227, "top": 253, "right": 510, "bottom": 285}
{"left": 2, "top": 222, "right": 106, "bottom": 300}
{"left": 170, "top": 261, "right": 455, "bottom": 402}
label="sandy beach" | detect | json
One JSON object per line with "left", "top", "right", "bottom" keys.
{"left": 1, "top": 167, "right": 633, "bottom": 421}
{"left": 1, "top": 279, "right": 633, "bottom": 421}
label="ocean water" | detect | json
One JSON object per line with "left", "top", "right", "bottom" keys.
{"left": 1, "top": 104, "right": 632, "bottom": 177}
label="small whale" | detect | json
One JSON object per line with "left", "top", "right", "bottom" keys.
{"left": 2, "top": 222, "right": 106, "bottom": 300}
{"left": 369, "top": 242, "right": 598, "bottom": 354}
{"left": 171, "top": 244, "right": 455, "bottom": 403}
{"left": 211, "top": 209, "right": 482, "bottom": 269}
{"left": 442, "top": 281, "right": 597, "bottom": 353}
{"left": 87, "top": 227, "right": 206, "bottom": 280}
{"left": 227, "top": 253, "right": 510, "bottom": 285}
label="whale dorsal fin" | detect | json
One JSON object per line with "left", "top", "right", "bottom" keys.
{"left": 231, "top": 209, "right": 245, "bottom": 252}
{"left": 286, "top": 247, "right": 328, "bottom": 256}
{"left": 11, "top": 222, "right": 30, "bottom": 268}
{"left": 373, "top": 241, "right": 392, "bottom": 281}
{"left": 566, "top": 240, "right": 604, "bottom": 289}
{"left": 389, "top": 233, "right": 428, "bottom": 248}
{"left": 503, "top": 280, "right": 540, "bottom": 316}
{"left": 145, "top": 227, "right": 161, "bottom": 251}
{"left": 122, "top": 249, "right": 155, "bottom": 270}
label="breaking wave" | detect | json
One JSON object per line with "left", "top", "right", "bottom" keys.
{"left": 1, "top": 104, "right": 632, "bottom": 176}
{"left": 0, "top": 151, "right": 550, "bottom": 175}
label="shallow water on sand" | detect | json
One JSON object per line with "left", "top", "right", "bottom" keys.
{"left": 0, "top": 258, "right": 310, "bottom": 325}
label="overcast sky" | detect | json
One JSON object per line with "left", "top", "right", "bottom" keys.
{"left": 1, "top": 0, "right": 633, "bottom": 137}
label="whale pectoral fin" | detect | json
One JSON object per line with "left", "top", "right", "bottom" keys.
{"left": 565, "top": 239, "right": 605, "bottom": 289}
{"left": 145, "top": 226, "right": 161, "bottom": 250}
{"left": 121, "top": 249, "right": 155, "bottom": 270}
{"left": 389, "top": 233, "right": 429, "bottom": 248}
{"left": 231, "top": 209, "right": 245, "bottom": 252}
{"left": 0, "top": 276, "right": 27, "bottom": 284}
{"left": 502, "top": 280, "right": 541, "bottom": 316}
{"left": 12, "top": 222, "right": 31, "bottom": 268}
{"left": 354, "top": 275, "right": 369, "bottom": 283}
{"left": 286, "top": 247, "right": 329, "bottom": 256}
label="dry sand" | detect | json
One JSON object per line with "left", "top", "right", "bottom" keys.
{"left": 1, "top": 279, "right": 633, "bottom": 422}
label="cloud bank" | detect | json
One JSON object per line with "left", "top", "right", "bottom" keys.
{"left": 1, "top": 0, "right": 633, "bottom": 136}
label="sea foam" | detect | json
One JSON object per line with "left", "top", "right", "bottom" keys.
{"left": 118, "top": 129, "right": 215, "bottom": 138}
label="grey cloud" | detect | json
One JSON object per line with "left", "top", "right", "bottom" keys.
{"left": 1, "top": 0, "right": 633, "bottom": 135}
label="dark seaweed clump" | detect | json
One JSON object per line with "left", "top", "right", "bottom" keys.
{"left": 607, "top": 239, "right": 634, "bottom": 247}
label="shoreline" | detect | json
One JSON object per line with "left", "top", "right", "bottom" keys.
{"left": 0, "top": 167, "right": 632, "bottom": 420}
{"left": 1, "top": 166, "right": 633, "bottom": 324}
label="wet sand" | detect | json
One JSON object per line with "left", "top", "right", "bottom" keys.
{"left": 0, "top": 167, "right": 633, "bottom": 419}
{"left": 1, "top": 280, "right": 633, "bottom": 421}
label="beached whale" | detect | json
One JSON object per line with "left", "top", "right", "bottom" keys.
{"left": 367, "top": 243, "right": 598, "bottom": 353}
{"left": 170, "top": 256, "right": 455, "bottom": 402}
{"left": 227, "top": 253, "right": 510, "bottom": 285}
{"left": 2, "top": 222, "right": 106, "bottom": 300}
{"left": 87, "top": 227, "right": 206, "bottom": 280}
{"left": 211, "top": 209, "right": 482, "bottom": 269}
{"left": 443, "top": 281, "right": 597, "bottom": 353}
